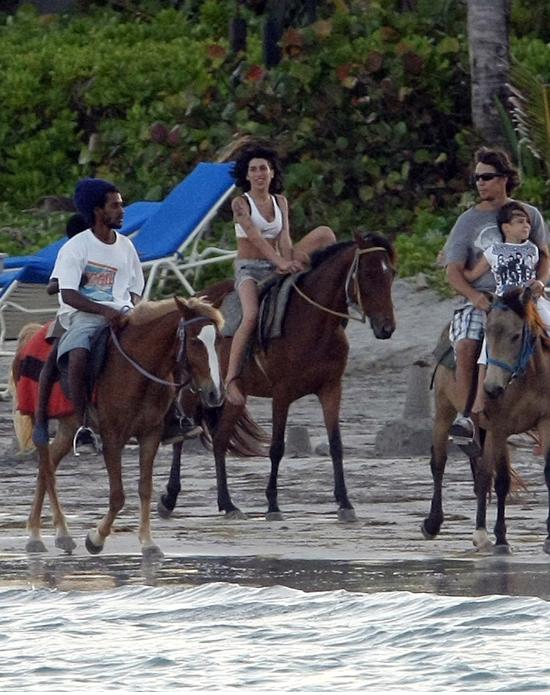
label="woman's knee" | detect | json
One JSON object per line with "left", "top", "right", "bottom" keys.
{"left": 316, "top": 225, "right": 336, "bottom": 246}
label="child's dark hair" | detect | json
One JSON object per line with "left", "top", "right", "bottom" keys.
{"left": 496, "top": 201, "right": 530, "bottom": 236}
{"left": 231, "top": 144, "right": 283, "bottom": 193}
{"left": 65, "top": 213, "right": 88, "bottom": 238}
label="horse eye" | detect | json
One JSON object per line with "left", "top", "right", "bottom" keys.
{"left": 510, "top": 333, "right": 521, "bottom": 343}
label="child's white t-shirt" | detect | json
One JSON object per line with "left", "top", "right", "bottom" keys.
{"left": 483, "top": 239, "right": 539, "bottom": 296}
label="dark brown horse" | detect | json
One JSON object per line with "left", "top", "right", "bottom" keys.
{"left": 12, "top": 297, "right": 224, "bottom": 559}
{"left": 471, "top": 287, "right": 550, "bottom": 553}
{"left": 159, "top": 232, "right": 396, "bottom": 521}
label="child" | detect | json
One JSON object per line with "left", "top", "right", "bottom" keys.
{"left": 464, "top": 200, "right": 550, "bottom": 416}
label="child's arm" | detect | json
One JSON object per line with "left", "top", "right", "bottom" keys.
{"left": 464, "top": 256, "right": 490, "bottom": 282}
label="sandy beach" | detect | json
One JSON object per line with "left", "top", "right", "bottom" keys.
{"left": 1, "top": 279, "right": 549, "bottom": 597}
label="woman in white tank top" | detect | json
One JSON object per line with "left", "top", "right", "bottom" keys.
{"left": 225, "top": 145, "right": 336, "bottom": 406}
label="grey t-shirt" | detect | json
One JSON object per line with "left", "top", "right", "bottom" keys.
{"left": 443, "top": 202, "right": 547, "bottom": 292}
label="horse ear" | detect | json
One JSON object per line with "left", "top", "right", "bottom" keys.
{"left": 174, "top": 296, "right": 191, "bottom": 318}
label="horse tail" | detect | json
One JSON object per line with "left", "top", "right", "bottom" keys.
{"left": 11, "top": 322, "right": 42, "bottom": 455}
{"left": 199, "top": 405, "right": 270, "bottom": 457}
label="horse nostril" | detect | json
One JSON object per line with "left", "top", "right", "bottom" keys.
{"left": 485, "top": 384, "right": 503, "bottom": 400}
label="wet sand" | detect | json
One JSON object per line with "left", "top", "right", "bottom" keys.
{"left": 1, "top": 280, "right": 549, "bottom": 597}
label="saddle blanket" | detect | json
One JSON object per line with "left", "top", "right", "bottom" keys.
{"left": 16, "top": 323, "right": 74, "bottom": 418}
{"left": 220, "top": 270, "right": 306, "bottom": 349}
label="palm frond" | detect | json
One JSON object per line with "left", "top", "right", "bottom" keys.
{"left": 508, "top": 60, "right": 550, "bottom": 176}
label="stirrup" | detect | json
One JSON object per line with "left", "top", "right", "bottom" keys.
{"left": 73, "top": 426, "right": 102, "bottom": 457}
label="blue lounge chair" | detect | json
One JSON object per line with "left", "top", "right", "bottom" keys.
{"left": 0, "top": 162, "right": 236, "bottom": 352}
{"left": 134, "top": 162, "right": 235, "bottom": 298}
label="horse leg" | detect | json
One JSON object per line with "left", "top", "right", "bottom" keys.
{"left": 157, "top": 441, "right": 184, "bottom": 519}
{"left": 85, "top": 441, "right": 125, "bottom": 555}
{"left": 136, "top": 434, "right": 164, "bottom": 560}
{"left": 492, "top": 441, "right": 511, "bottom": 553}
{"left": 537, "top": 420, "right": 550, "bottom": 555}
{"left": 472, "top": 432, "right": 495, "bottom": 553}
{"left": 265, "top": 397, "right": 289, "bottom": 521}
{"left": 213, "top": 405, "right": 247, "bottom": 520}
{"left": 318, "top": 382, "right": 356, "bottom": 522}
{"left": 26, "top": 421, "right": 75, "bottom": 554}
{"left": 421, "top": 395, "right": 455, "bottom": 539}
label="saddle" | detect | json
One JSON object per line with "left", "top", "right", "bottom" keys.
{"left": 57, "top": 325, "right": 111, "bottom": 401}
{"left": 430, "top": 322, "right": 455, "bottom": 388}
{"left": 220, "top": 270, "right": 306, "bottom": 349}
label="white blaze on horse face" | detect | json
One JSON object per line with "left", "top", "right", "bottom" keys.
{"left": 198, "top": 324, "right": 222, "bottom": 395}
{"left": 381, "top": 259, "right": 389, "bottom": 274}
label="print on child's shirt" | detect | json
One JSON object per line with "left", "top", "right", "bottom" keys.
{"left": 486, "top": 241, "right": 538, "bottom": 296}
{"left": 80, "top": 261, "right": 116, "bottom": 302}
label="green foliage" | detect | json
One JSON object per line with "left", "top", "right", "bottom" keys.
{"left": 0, "top": 0, "right": 548, "bottom": 293}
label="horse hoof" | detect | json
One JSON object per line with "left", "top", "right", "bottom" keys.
{"left": 266, "top": 511, "right": 284, "bottom": 521}
{"left": 157, "top": 494, "right": 175, "bottom": 520}
{"left": 338, "top": 507, "right": 358, "bottom": 523}
{"left": 473, "top": 529, "right": 493, "bottom": 553}
{"left": 142, "top": 543, "right": 164, "bottom": 561}
{"left": 494, "top": 543, "right": 512, "bottom": 556}
{"left": 420, "top": 520, "right": 439, "bottom": 540}
{"left": 85, "top": 531, "right": 104, "bottom": 555}
{"left": 544, "top": 539, "right": 550, "bottom": 555}
{"left": 225, "top": 509, "right": 248, "bottom": 521}
{"left": 55, "top": 535, "right": 77, "bottom": 554}
{"left": 26, "top": 538, "right": 47, "bottom": 554}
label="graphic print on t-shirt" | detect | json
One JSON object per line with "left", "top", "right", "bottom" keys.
{"left": 486, "top": 242, "right": 538, "bottom": 295}
{"left": 80, "top": 261, "right": 116, "bottom": 302}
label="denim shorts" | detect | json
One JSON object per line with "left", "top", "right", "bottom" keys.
{"left": 56, "top": 312, "right": 109, "bottom": 363}
{"left": 234, "top": 259, "right": 276, "bottom": 290}
{"left": 449, "top": 304, "right": 486, "bottom": 345}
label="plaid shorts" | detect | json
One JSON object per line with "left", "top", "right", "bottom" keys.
{"left": 449, "top": 304, "right": 486, "bottom": 344}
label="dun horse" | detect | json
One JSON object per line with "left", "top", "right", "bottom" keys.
{"left": 422, "top": 289, "right": 535, "bottom": 552}
{"left": 12, "top": 297, "right": 224, "bottom": 559}
{"left": 471, "top": 287, "right": 550, "bottom": 553}
{"left": 159, "top": 232, "right": 396, "bottom": 521}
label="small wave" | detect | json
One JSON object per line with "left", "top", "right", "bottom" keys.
{"left": 0, "top": 585, "right": 549, "bottom": 691}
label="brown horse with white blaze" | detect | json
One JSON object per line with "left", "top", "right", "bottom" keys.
{"left": 159, "top": 232, "right": 396, "bottom": 521}
{"left": 12, "top": 297, "right": 224, "bottom": 559}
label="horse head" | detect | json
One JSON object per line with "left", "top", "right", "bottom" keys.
{"left": 175, "top": 297, "right": 225, "bottom": 408}
{"left": 484, "top": 287, "right": 541, "bottom": 399}
{"left": 354, "top": 232, "right": 396, "bottom": 339}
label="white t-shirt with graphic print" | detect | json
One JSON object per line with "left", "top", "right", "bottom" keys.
{"left": 54, "top": 228, "right": 144, "bottom": 328}
{"left": 483, "top": 239, "right": 539, "bottom": 296}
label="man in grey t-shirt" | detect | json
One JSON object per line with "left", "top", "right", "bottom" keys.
{"left": 442, "top": 147, "right": 549, "bottom": 453}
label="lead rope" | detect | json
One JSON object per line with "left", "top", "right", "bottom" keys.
{"left": 289, "top": 246, "right": 388, "bottom": 323}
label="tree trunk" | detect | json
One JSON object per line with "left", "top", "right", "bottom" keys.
{"left": 467, "top": 0, "right": 511, "bottom": 145}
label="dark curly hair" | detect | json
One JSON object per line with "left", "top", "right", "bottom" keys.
{"left": 230, "top": 145, "right": 284, "bottom": 193}
{"left": 475, "top": 147, "right": 520, "bottom": 195}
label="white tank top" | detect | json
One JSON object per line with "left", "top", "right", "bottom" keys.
{"left": 235, "top": 192, "right": 283, "bottom": 240}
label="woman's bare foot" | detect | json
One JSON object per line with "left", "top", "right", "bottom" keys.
{"left": 225, "top": 378, "right": 246, "bottom": 407}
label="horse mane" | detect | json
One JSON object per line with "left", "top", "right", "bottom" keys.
{"left": 308, "top": 232, "right": 395, "bottom": 269}
{"left": 497, "top": 288, "right": 546, "bottom": 336}
{"left": 129, "top": 296, "right": 224, "bottom": 331}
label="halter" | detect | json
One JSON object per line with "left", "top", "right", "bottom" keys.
{"left": 486, "top": 306, "right": 537, "bottom": 380}
{"left": 290, "top": 246, "right": 389, "bottom": 323}
{"left": 110, "top": 315, "right": 212, "bottom": 391}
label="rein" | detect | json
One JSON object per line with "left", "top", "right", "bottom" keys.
{"left": 290, "top": 245, "right": 389, "bottom": 323}
{"left": 109, "top": 315, "right": 211, "bottom": 390}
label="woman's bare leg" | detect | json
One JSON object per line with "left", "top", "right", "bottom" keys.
{"left": 293, "top": 225, "right": 336, "bottom": 264}
{"left": 225, "top": 280, "right": 259, "bottom": 406}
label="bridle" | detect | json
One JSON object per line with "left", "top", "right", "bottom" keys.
{"left": 290, "top": 245, "right": 390, "bottom": 323}
{"left": 109, "top": 315, "right": 215, "bottom": 395}
{"left": 486, "top": 303, "right": 537, "bottom": 382}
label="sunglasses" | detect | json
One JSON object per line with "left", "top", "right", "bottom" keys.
{"left": 472, "top": 172, "right": 506, "bottom": 183}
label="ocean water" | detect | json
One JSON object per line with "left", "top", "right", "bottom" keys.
{"left": 1, "top": 583, "right": 549, "bottom": 692}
